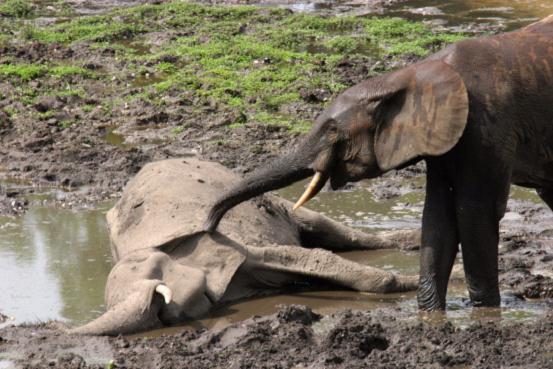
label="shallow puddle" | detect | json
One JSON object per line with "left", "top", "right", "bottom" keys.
{"left": 278, "top": 177, "right": 425, "bottom": 232}
{"left": 383, "top": 0, "right": 553, "bottom": 31}
{"left": 0, "top": 360, "right": 14, "bottom": 369}
{"left": 258, "top": 0, "right": 552, "bottom": 31}
{"left": 102, "top": 125, "right": 131, "bottom": 149}
{"left": 130, "top": 73, "right": 167, "bottom": 88}
{"left": 0, "top": 201, "right": 112, "bottom": 325}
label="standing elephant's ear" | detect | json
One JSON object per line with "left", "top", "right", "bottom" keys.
{"left": 374, "top": 60, "right": 468, "bottom": 171}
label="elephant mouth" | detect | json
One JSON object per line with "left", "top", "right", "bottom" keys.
{"left": 329, "top": 173, "right": 349, "bottom": 190}
{"left": 293, "top": 171, "right": 329, "bottom": 210}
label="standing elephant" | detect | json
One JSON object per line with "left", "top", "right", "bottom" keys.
{"left": 205, "top": 15, "right": 553, "bottom": 311}
{"left": 70, "top": 158, "right": 418, "bottom": 335}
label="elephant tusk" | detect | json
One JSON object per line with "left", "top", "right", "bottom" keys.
{"left": 293, "top": 171, "right": 327, "bottom": 211}
{"left": 155, "top": 284, "right": 173, "bottom": 304}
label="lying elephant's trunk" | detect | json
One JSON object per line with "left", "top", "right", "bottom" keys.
{"left": 204, "top": 137, "right": 326, "bottom": 232}
{"left": 69, "top": 282, "right": 170, "bottom": 336}
{"left": 69, "top": 301, "right": 160, "bottom": 336}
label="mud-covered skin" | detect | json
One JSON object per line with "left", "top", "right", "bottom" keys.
{"left": 206, "top": 15, "right": 553, "bottom": 311}
{"left": 2, "top": 305, "right": 553, "bottom": 369}
{"left": 70, "top": 158, "right": 419, "bottom": 335}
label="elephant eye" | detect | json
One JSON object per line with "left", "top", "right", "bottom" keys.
{"left": 326, "top": 121, "right": 339, "bottom": 143}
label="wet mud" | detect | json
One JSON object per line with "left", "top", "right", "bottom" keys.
{"left": 1, "top": 305, "right": 553, "bottom": 368}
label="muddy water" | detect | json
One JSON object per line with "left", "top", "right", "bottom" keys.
{"left": 279, "top": 177, "right": 425, "bottom": 231}
{"left": 0, "top": 177, "right": 548, "bottom": 330}
{"left": 382, "top": 0, "right": 553, "bottom": 31}
{"left": 263, "top": 0, "right": 553, "bottom": 31}
{"left": 0, "top": 198, "right": 112, "bottom": 326}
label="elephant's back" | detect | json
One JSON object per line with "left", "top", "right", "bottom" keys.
{"left": 107, "top": 158, "right": 299, "bottom": 261}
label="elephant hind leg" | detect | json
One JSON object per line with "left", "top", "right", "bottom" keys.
{"left": 536, "top": 188, "right": 553, "bottom": 211}
{"left": 454, "top": 166, "right": 510, "bottom": 308}
{"left": 245, "top": 245, "right": 418, "bottom": 293}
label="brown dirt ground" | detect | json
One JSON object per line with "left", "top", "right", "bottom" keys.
{"left": 1, "top": 305, "right": 553, "bottom": 368}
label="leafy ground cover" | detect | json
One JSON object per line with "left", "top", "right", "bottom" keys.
{"left": 1, "top": 1, "right": 463, "bottom": 134}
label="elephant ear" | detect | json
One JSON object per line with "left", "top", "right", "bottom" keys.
{"left": 374, "top": 60, "right": 468, "bottom": 171}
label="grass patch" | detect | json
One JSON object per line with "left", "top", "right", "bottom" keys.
{"left": 171, "top": 125, "right": 186, "bottom": 135}
{"left": 0, "top": 63, "right": 91, "bottom": 81}
{"left": 0, "top": 0, "right": 33, "bottom": 18}
{"left": 23, "top": 16, "right": 143, "bottom": 43}
{"left": 6, "top": 1, "right": 465, "bottom": 131}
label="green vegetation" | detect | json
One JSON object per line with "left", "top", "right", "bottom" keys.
{"left": 0, "top": 64, "right": 91, "bottom": 81}
{"left": 23, "top": 17, "right": 143, "bottom": 43}
{"left": 0, "top": 0, "right": 33, "bottom": 18}
{"left": 171, "top": 125, "right": 186, "bottom": 135}
{"left": 1, "top": 1, "right": 465, "bottom": 132}
{"left": 58, "top": 119, "right": 75, "bottom": 129}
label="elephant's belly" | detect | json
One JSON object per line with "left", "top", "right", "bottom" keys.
{"left": 512, "top": 140, "right": 553, "bottom": 189}
{"left": 512, "top": 162, "right": 553, "bottom": 189}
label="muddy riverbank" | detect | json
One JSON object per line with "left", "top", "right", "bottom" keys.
{"left": 1, "top": 305, "right": 553, "bottom": 368}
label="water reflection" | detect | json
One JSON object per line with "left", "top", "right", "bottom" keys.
{"left": 278, "top": 177, "right": 425, "bottom": 232}
{"left": 383, "top": 0, "right": 553, "bottom": 31}
{"left": 0, "top": 204, "right": 112, "bottom": 325}
{"left": 258, "top": 0, "right": 553, "bottom": 31}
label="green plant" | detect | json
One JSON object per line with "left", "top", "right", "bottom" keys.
{"left": 0, "top": 0, "right": 33, "bottom": 18}
{"left": 171, "top": 125, "right": 186, "bottom": 135}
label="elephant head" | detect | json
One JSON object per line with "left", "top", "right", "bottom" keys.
{"left": 70, "top": 249, "right": 211, "bottom": 335}
{"left": 205, "top": 60, "right": 468, "bottom": 231}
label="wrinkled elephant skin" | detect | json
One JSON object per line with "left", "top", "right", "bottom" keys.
{"left": 70, "top": 158, "right": 419, "bottom": 335}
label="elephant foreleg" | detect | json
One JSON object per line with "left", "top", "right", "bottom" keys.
{"left": 245, "top": 244, "right": 418, "bottom": 293}
{"left": 290, "top": 202, "right": 420, "bottom": 251}
{"left": 418, "top": 158, "right": 460, "bottom": 311}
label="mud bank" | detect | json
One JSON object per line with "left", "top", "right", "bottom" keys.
{"left": 1, "top": 305, "right": 553, "bottom": 368}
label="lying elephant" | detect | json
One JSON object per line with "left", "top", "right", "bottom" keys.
{"left": 71, "top": 158, "right": 418, "bottom": 335}
{"left": 204, "top": 16, "right": 553, "bottom": 311}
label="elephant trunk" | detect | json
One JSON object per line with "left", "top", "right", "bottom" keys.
{"left": 204, "top": 138, "right": 324, "bottom": 232}
{"left": 68, "top": 305, "right": 158, "bottom": 336}
{"left": 69, "top": 285, "right": 167, "bottom": 336}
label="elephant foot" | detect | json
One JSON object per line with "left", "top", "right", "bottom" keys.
{"left": 417, "top": 275, "right": 446, "bottom": 311}
{"left": 378, "top": 229, "right": 421, "bottom": 250}
{"left": 354, "top": 272, "right": 418, "bottom": 293}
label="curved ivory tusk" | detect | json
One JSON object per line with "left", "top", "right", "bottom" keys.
{"left": 155, "top": 284, "right": 173, "bottom": 304}
{"left": 293, "top": 171, "right": 326, "bottom": 211}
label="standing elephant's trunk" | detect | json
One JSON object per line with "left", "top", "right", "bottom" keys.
{"left": 204, "top": 151, "right": 313, "bottom": 232}
{"left": 204, "top": 126, "right": 329, "bottom": 232}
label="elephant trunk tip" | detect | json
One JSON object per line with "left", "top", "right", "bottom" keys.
{"left": 203, "top": 198, "right": 231, "bottom": 233}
